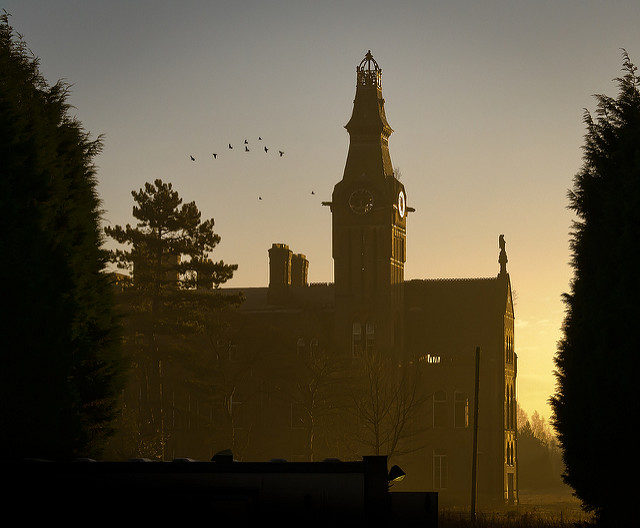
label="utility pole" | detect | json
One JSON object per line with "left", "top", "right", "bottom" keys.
{"left": 471, "top": 346, "right": 481, "bottom": 522}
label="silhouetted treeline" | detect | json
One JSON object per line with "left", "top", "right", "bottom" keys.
{"left": 516, "top": 407, "right": 563, "bottom": 491}
{"left": 552, "top": 51, "right": 640, "bottom": 527}
{"left": 0, "top": 15, "right": 124, "bottom": 458}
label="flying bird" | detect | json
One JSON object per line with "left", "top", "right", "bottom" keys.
{"left": 264, "top": 146, "right": 268, "bottom": 153}
{"left": 279, "top": 150, "right": 284, "bottom": 157}
{"left": 190, "top": 155, "right": 195, "bottom": 161}
{"left": 228, "top": 143, "right": 233, "bottom": 149}
{"left": 245, "top": 146, "right": 250, "bottom": 152}
{"left": 212, "top": 153, "right": 217, "bottom": 159}
{"left": 258, "top": 137, "right": 262, "bottom": 141}
{"left": 244, "top": 139, "right": 248, "bottom": 144}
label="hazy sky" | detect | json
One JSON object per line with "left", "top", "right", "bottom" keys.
{"left": 5, "top": 0, "right": 640, "bottom": 420}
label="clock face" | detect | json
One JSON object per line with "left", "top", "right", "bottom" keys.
{"left": 398, "top": 190, "right": 406, "bottom": 218}
{"left": 349, "top": 188, "right": 374, "bottom": 215}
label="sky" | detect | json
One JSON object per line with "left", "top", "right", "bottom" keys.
{"left": 5, "top": 0, "right": 640, "bottom": 421}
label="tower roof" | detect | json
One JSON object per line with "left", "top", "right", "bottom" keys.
{"left": 357, "top": 50, "right": 382, "bottom": 88}
{"left": 341, "top": 50, "right": 394, "bottom": 181}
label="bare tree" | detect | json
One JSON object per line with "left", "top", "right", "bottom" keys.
{"left": 349, "top": 351, "right": 429, "bottom": 460}
{"left": 275, "top": 341, "right": 350, "bottom": 461}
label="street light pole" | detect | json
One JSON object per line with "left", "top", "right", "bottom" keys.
{"left": 471, "top": 346, "right": 481, "bottom": 522}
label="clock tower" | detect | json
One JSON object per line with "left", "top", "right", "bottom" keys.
{"left": 328, "top": 51, "right": 408, "bottom": 357}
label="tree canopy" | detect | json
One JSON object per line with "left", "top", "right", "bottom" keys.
{"left": 104, "top": 179, "right": 241, "bottom": 460}
{"left": 0, "top": 13, "right": 123, "bottom": 458}
{"left": 551, "top": 51, "right": 640, "bottom": 526}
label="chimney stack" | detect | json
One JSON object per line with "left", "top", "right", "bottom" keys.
{"left": 268, "top": 243, "right": 293, "bottom": 304}
{"left": 291, "top": 253, "right": 309, "bottom": 288}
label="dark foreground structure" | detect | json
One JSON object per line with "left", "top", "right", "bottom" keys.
{"left": 5, "top": 456, "right": 436, "bottom": 525}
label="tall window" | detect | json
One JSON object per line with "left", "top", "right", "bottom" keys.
{"left": 433, "top": 453, "right": 448, "bottom": 489}
{"left": 505, "top": 386, "right": 511, "bottom": 429}
{"left": 433, "top": 390, "right": 447, "bottom": 428}
{"left": 309, "top": 338, "right": 319, "bottom": 356}
{"left": 505, "top": 335, "right": 509, "bottom": 363}
{"left": 297, "top": 337, "right": 306, "bottom": 356}
{"left": 506, "top": 334, "right": 515, "bottom": 363}
{"left": 510, "top": 335, "right": 514, "bottom": 362}
{"left": 352, "top": 322, "right": 362, "bottom": 357}
{"left": 454, "top": 391, "right": 469, "bottom": 428}
{"left": 511, "top": 385, "right": 516, "bottom": 430}
{"left": 366, "top": 321, "right": 375, "bottom": 353}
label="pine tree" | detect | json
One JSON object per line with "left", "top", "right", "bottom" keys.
{"left": 551, "top": 51, "right": 640, "bottom": 526}
{"left": 104, "top": 179, "right": 240, "bottom": 459}
{"left": 0, "top": 14, "right": 123, "bottom": 458}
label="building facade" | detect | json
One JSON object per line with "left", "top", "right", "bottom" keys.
{"left": 218, "top": 51, "right": 519, "bottom": 506}
{"left": 112, "top": 51, "right": 518, "bottom": 508}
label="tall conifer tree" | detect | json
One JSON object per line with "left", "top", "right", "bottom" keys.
{"left": 552, "top": 51, "right": 640, "bottom": 526}
{"left": 0, "top": 14, "right": 123, "bottom": 458}
{"left": 105, "top": 180, "right": 240, "bottom": 459}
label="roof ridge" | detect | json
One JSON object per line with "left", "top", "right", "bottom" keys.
{"left": 407, "top": 277, "right": 498, "bottom": 283}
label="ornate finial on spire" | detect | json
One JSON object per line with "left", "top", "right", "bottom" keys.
{"left": 498, "top": 234, "right": 508, "bottom": 276}
{"left": 356, "top": 50, "right": 382, "bottom": 88}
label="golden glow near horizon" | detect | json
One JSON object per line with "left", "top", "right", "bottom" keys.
{"left": 6, "top": 0, "right": 640, "bottom": 422}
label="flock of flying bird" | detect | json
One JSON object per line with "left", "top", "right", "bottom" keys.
{"left": 188, "top": 137, "right": 283, "bottom": 163}
{"left": 188, "top": 137, "right": 316, "bottom": 201}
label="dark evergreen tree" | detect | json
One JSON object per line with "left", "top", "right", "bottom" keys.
{"left": 551, "top": 51, "right": 640, "bottom": 526}
{"left": 104, "top": 180, "right": 240, "bottom": 459}
{"left": 0, "top": 14, "right": 123, "bottom": 458}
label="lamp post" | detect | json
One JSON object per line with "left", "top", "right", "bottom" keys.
{"left": 471, "top": 346, "right": 481, "bottom": 522}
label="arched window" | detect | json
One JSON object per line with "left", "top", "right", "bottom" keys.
{"left": 509, "top": 335, "right": 513, "bottom": 362}
{"left": 511, "top": 385, "right": 516, "bottom": 429}
{"left": 352, "top": 322, "right": 362, "bottom": 357}
{"left": 506, "top": 335, "right": 509, "bottom": 363}
{"left": 506, "top": 386, "right": 511, "bottom": 429}
{"left": 365, "top": 321, "right": 375, "bottom": 353}
{"left": 454, "top": 392, "right": 469, "bottom": 428}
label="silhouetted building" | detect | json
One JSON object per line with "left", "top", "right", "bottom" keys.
{"left": 216, "top": 51, "right": 518, "bottom": 506}
{"left": 111, "top": 51, "right": 518, "bottom": 508}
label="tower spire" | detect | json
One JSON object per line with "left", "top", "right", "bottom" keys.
{"left": 343, "top": 50, "right": 393, "bottom": 181}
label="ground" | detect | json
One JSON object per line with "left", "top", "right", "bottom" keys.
{"left": 440, "top": 488, "right": 592, "bottom": 527}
